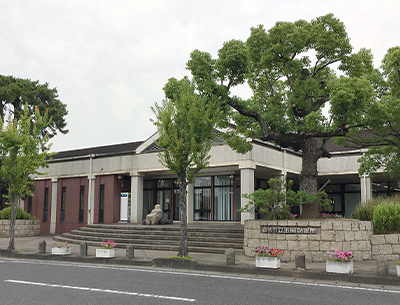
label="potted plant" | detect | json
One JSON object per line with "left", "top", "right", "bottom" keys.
{"left": 51, "top": 241, "right": 71, "bottom": 255}
{"left": 396, "top": 260, "right": 400, "bottom": 277}
{"left": 96, "top": 240, "right": 116, "bottom": 258}
{"left": 324, "top": 250, "right": 354, "bottom": 274}
{"left": 254, "top": 246, "right": 284, "bottom": 269}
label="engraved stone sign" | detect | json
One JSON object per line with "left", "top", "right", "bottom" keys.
{"left": 262, "top": 226, "right": 318, "bottom": 234}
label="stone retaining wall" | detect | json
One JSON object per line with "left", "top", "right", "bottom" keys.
{"left": 244, "top": 220, "right": 375, "bottom": 262}
{"left": 0, "top": 219, "right": 41, "bottom": 237}
{"left": 371, "top": 234, "right": 400, "bottom": 260}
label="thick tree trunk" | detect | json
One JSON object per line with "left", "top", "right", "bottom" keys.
{"left": 299, "top": 137, "right": 322, "bottom": 219}
{"left": 177, "top": 173, "right": 188, "bottom": 257}
{"left": 7, "top": 200, "right": 18, "bottom": 251}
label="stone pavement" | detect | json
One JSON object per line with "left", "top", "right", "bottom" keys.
{"left": 1, "top": 234, "right": 400, "bottom": 287}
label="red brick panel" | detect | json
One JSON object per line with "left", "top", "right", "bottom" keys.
{"left": 56, "top": 177, "right": 89, "bottom": 234}
{"left": 31, "top": 179, "right": 52, "bottom": 234}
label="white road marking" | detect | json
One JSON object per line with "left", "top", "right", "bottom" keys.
{"left": 7, "top": 259, "right": 400, "bottom": 295}
{"left": 4, "top": 279, "right": 196, "bottom": 302}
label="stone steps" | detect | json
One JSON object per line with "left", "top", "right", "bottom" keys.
{"left": 54, "top": 223, "right": 244, "bottom": 254}
{"left": 66, "top": 230, "right": 242, "bottom": 244}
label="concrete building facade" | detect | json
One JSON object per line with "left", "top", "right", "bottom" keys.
{"left": 24, "top": 131, "right": 399, "bottom": 234}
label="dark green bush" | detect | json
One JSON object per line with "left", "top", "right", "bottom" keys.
{"left": 0, "top": 207, "right": 35, "bottom": 220}
{"left": 373, "top": 202, "right": 400, "bottom": 234}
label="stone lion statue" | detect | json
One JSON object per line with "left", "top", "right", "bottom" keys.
{"left": 146, "top": 204, "right": 163, "bottom": 225}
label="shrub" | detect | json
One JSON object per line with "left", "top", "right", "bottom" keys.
{"left": 239, "top": 178, "right": 332, "bottom": 220}
{"left": 373, "top": 202, "right": 400, "bottom": 234}
{"left": 0, "top": 207, "right": 35, "bottom": 220}
{"left": 352, "top": 198, "right": 383, "bottom": 221}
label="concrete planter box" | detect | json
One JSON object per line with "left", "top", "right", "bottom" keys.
{"left": 397, "top": 264, "right": 400, "bottom": 277}
{"left": 326, "top": 261, "right": 353, "bottom": 274}
{"left": 0, "top": 219, "right": 40, "bottom": 237}
{"left": 52, "top": 247, "right": 71, "bottom": 255}
{"left": 256, "top": 256, "right": 280, "bottom": 269}
{"left": 96, "top": 248, "right": 116, "bottom": 258}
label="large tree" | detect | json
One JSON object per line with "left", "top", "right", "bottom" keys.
{"left": 0, "top": 104, "right": 54, "bottom": 251}
{"left": 357, "top": 46, "right": 400, "bottom": 180}
{"left": 0, "top": 75, "right": 68, "bottom": 138}
{"left": 187, "top": 14, "right": 376, "bottom": 218}
{"left": 151, "top": 77, "right": 219, "bottom": 257}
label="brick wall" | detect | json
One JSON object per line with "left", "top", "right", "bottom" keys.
{"left": 244, "top": 220, "right": 374, "bottom": 262}
{"left": 0, "top": 219, "right": 41, "bottom": 237}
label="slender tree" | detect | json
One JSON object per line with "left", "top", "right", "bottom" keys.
{"left": 0, "top": 104, "right": 54, "bottom": 251}
{"left": 187, "top": 14, "right": 376, "bottom": 218}
{"left": 151, "top": 77, "right": 219, "bottom": 257}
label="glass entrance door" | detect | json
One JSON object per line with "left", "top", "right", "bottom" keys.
{"left": 157, "top": 189, "right": 172, "bottom": 220}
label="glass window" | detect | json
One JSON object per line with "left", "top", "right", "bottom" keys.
{"left": 143, "top": 190, "right": 154, "bottom": 219}
{"left": 99, "top": 184, "right": 104, "bottom": 223}
{"left": 79, "top": 186, "right": 84, "bottom": 223}
{"left": 61, "top": 187, "right": 66, "bottom": 211}
{"left": 157, "top": 179, "right": 171, "bottom": 188}
{"left": 331, "top": 194, "right": 342, "bottom": 212}
{"left": 214, "top": 186, "right": 233, "bottom": 220}
{"left": 257, "top": 179, "right": 269, "bottom": 189}
{"left": 27, "top": 196, "right": 32, "bottom": 215}
{"left": 324, "top": 184, "right": 341, "bottom": 193}
{"left": 43, "top": 187, "right": 49, "bottom": 223}
{"left": 143, "top": 180, "right": 154, "bottom": 189}
{"left": 99, "top": 185, "right": 105, "bottom": 210}
{"left": 79, "top": 186, "right": 85, "bottom": 211}
{"left": 194, "top": 177, "right": 211, "bottom": 187}
{"left": 215, "top": 175, "right": 233, "bottom": 186}
{"left": 345, "top": 184, "right": 361, "bottom": 192}
{"left": 345, "top": 193, "right": 361, "bottom": 218}
{"left": 173, "top": 189, "right": 180, "bottom": 221}
{"left": 61, "top": 186, "right": 66, "bottom": 223}
{"left": 194, "top": 188, "right": 211, "bottom": 220}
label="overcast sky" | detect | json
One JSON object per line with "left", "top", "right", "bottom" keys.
{"left": 1, "top": 0, "right": 399, "bottom": 152}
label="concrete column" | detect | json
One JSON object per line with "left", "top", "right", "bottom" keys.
{"left": 18, "top": 197, "right": 24, "bottom": 209}
{"left": 239, "top": 161, "right": 256, "bottom": 225}
{"left": 187, "top": 183, "right": 194, "bottom": 224}
{"left": 131, "top": 174, "right": 144, "bottom": 224}
{"left": 87, "top": 175, "right": 96, "bottom": 225}
{"left": 360, "top": 175, "right": 372, "bottom": 204}
{"left": 50, "top": 178, "right": 58, "bottom": 234}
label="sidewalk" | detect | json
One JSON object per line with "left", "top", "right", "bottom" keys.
{"left": 1, "top": 234, "right": 400, "bottom": 287}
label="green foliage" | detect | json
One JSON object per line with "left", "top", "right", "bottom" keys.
{"left": 356, "top": 46, "right": 400, "bottom": 180}
{"left": 187, "top": 14, "right": 377, "bottom": 218}
{"left": 351, "top": 196, "right": 390, "bottom": 221}
{"left": 0, "top": 104, "right": 55, "bottom": 203}
{"left": 0, "top": 103, "right": 54, "bottom": 250}
{"left": 151, "top": 77, "right": 220, "bottom": 257}
{"left": 0, "top": 75, "right": 68, "bottom": 138}
{"left": 373, "top": 202, "right": 400, "bottom": 234}
{"left": 151, "top": 77, "right": 219, "bottom": 185}
{"left": 0, "top": 207, "right": 35, "bottom": 220}
{"left": 239, "top": 178, "right": 332, "bottom": 220}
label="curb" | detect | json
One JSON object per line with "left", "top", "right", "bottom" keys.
{"left": 1, "top": 249, "right": 400, "bottom": 286}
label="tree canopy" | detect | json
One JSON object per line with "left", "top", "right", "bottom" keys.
{"left": 357, "top": 46, "right": 400, "bottom": 179}
{"left": 186, "top": 13, "right": 377, "bottom": 218}
{"left": 151, "top": 77, "right": 219, "bottom": 256}
{"left": 0, "top": 104, "right": 54, "bottom": 250}
{"left": 0, "top": 75, "right": 68, "bottom": 138}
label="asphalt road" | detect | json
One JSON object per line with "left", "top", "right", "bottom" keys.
{"left": 0, "top": 258, "right": 400, "bottom": 305}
